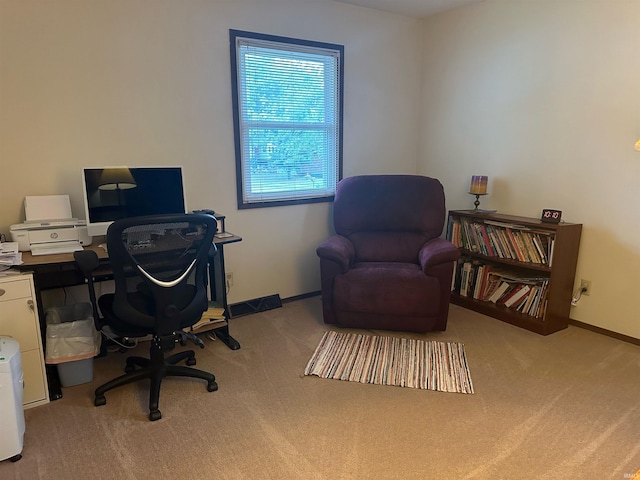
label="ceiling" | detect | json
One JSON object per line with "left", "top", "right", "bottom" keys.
{"left": 328, "top": 0, "right": 484, "bottom": 17}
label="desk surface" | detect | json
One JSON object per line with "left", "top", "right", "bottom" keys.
{"left": 20, "top": 232, "right": 242, "bottom": 268}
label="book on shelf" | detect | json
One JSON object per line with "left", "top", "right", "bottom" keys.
{"left": 495, "top": 228, "right": 516, "bottom": 260}
{"left": 460, "top": 262, "right": 472, "bottom": 297}
{"left": 449, "top": 214, "right": 558, "bottom": 267}
{"left": 486, "top": 226, "right": 505, "bottom": 259}
{"left": 479, "top": 267, "right": 547, "bottom": 309}
{"left": 451, "top": 258, "right": 462, "bottom": 291}
{"left": 478, "top": 223, "right": 496, "bottom": 257}
{"left": 510, "top": 291, "right": 530, "bottom": 310}
{"left": 451, "top": 254, "right": 553, "bottom": 318}
{"left": 472, "top": 264, "right": 487, "bottom": 299}
{"left": 531, "top": 234, "right": 546, "bottom": 263}
{"left": 483, "top": 219, "right": 530, "bottom": 230}
{"left": 522, "top": 280, "right": 548, "bottom": 318}
{"left": 502, "top": 284, "right": 531, "bottom": 308}
{"left": 497, "top": 283, "right": 522, "bottom": 305}
{"left": 521, "top": 232, "right": 541, "bottom": 263}
{"left": 506, "top": 229, "right": 526, "bottom": 262}
{"left": 518, "top": 285, "right": 538, "bottom": 313}
{"left": 481, "top": 275, "right": 501, "bottom": 301}
{"left": 488, "top": 281, "right": 511, "bottom": 303}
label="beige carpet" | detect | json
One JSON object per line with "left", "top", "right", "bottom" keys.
{"left": 1, "top": 296, "right": 639, "bottom": 479}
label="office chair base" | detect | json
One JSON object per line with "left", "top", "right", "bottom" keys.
{"left": 122, "top": 350, "right": 198, "bottom": 373}
{"left": 94, "top": 346, "right": 217, "bottom": 421}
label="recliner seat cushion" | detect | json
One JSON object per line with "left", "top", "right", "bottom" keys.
{"left": 333, "top": 262, "right": 441, "bottom": 317}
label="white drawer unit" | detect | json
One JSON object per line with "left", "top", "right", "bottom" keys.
{"left": 0, "top": 274, "right": 49, "bottom": 408}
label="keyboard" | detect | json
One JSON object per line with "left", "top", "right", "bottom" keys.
{"left": 30, "top": 241, "right": 84, "bottom": 256}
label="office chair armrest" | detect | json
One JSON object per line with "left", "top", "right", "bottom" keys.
{"left": 419, "top": 237, "right": 461, "bottom": 271}
{"left": 74, "top": 249, "right": 100, "bottom": 274}
{"left": 73, "top": 249, "right": 103, "bottom": 331}
{"left": 316, "top": 235, "right": 354, "bottom": 272}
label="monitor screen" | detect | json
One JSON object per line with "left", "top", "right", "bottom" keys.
{"left": 82, "top": 166, "right": 187, "bottom": 237}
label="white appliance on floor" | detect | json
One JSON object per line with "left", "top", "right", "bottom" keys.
{"left": 0, "top": 336, "right": 25, "bottom": 462}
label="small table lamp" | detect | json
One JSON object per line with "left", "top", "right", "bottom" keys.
{"left": 98, "top": 168, "right": 137, "bottom": 191}
{"left": 98, "top": 167, "right": 137, "bottom": 208}
{"left": 635, "top": 139, "right": 640, "bottom": 152}
{"left": 469, "top": 175, "right": 488, "bottom": 210}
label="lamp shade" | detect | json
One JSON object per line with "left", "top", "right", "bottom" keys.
{"left": 469, "top": 175, "right": 488, "bottom": 195}
{"left": 635, "top": 139, "right": 640, "bottom": 152}
{"left": 98, "top": 168, "right": 137, "bottom": 190}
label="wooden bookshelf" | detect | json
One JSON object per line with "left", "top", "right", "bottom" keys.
{"left": 447, "top": 210, "right": 582, "bottom": 335}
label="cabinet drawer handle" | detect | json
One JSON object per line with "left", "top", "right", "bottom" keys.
{"left": 0, "top": 288, "right": 5, "bottom": 297}
{"left": 27, "top": 299, "right": 34, "bottom": 311}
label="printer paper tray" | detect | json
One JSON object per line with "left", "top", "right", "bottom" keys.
{"left": 30, "top": 241, "right": 83, "bottom": 256}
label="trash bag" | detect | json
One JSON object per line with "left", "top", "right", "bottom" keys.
{"left": 44, "top": 303, "right": 101, "bottom": 364}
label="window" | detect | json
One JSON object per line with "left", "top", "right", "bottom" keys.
{"left": 230, "top": 30, "right": 344, "bottom": 208}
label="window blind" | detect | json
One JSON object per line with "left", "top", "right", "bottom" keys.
{"left": 231, "top": 31, "right": 343, "bottom": 208}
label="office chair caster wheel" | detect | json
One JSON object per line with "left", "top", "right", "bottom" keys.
{"left": 149, "top": 410, "right": 162, "bottom": 422}
{"left": 95, "top": 395, "right": 107, "bottom": 406}
{"left": 9, "top": 454, "right": 22, "bottom": 462}
{"left": 186, "top": 357, "right": 196, "bottom": 366}
{"left": 125, "top": 365, "right": 136, "bottom": 374}
{"left": 207, "top": 380, "right": 218, "bottom": 392}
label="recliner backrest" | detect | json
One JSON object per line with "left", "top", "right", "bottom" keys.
{"left": 106, "top": 214, "right": 217, "bottom": 336}
{"left": 333, "top": 175, "right": 446, "bottom": 263}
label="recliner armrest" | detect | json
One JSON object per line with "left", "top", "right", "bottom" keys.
{"left": 419, "top": 237, "right": 461, "bottom": 271}
{"left": 316, "top": 235, "right": 354, "bottom": 272}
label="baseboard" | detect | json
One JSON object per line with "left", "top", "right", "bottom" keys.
{"left": 228, "top": 292, "right": 640, "bottom": 346}
{"left": 569, "top": 319, "right": 640, "bottom": 346}
{"left": 282, "top": 291, "right": 321, "bottom": 303}
{"left": 229, "top": 294, "right": 283, "bottom": 318}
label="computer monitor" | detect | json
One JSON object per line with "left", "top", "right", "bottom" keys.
{"left": 81, "top": 166, "right": 187, "bottom": 237}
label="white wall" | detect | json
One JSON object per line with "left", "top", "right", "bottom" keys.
{"left": 419, "top": 0, "right": 640, "bottom": 338}
{"left": 0, "top": 0, "right": 422, "bottom": 304}
{"left": 6, "top": 0, "right": 637, "bottom": 340}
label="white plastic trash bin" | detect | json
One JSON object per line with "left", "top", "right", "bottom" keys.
{"left": 0, "top": 336, "right": 25, "bottom": 462}
{"left": 45, "top": 303, "right": 101, "bottom": 387}
{"left": 57, "top": 357, "right": 94, "bottom": 387}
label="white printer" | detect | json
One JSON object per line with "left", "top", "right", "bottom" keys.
{"left": 10, "top": 195, "right": 93, "bottom": 255}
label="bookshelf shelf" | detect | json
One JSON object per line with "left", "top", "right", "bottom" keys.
{"left": 447, "top": 210, "right": 582, "bottom": 335}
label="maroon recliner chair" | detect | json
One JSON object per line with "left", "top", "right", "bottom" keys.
{"left": 316, "top": 175, "right": 460, "bottom": 333}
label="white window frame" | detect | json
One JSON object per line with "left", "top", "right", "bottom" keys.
{"left": 230, "top": 30, "right": 344, "bottom": 209}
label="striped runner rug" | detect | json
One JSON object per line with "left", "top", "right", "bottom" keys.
{"left": 304, "top": 331, "right": 474, "bottom": 394}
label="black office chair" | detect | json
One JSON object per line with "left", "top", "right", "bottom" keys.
{"left": 74, "top": 214, "right": 218, "bottom": 421}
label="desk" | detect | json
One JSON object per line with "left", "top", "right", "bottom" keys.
{"left": 17, "top": 232, "right": 242, "bottom": 401}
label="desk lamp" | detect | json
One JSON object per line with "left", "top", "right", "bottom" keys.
{"left": 98, "top": 168, "right": 137, "bottom": 191}
{"left": 98, "top": 168, "right": 137, "bottom": 208}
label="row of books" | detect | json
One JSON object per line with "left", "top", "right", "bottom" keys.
{"left": 452, "top": 260, "right": 549, "bottom": 318}
{"left": 447, "top": 217, "right": 555, "bottom": 266}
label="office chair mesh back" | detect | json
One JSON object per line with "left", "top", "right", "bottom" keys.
{"left": 106, "top": 214, "right": 217, "bottom": 337}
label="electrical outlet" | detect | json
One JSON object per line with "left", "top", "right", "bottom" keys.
{"left": 580, "top": 279, "right": 591, "bottom": 296}
{"left": 226, "top": 272, "right": 234, "bottom": 287}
